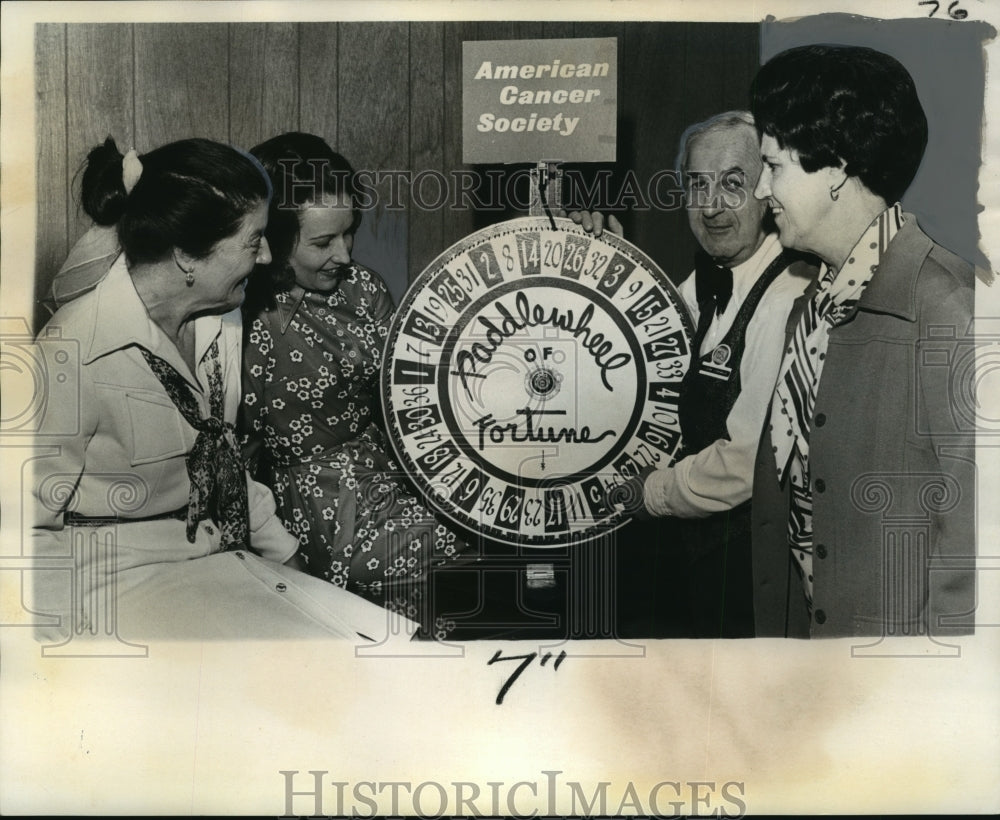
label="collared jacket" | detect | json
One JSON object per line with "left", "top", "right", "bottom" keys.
{"left": 751, "top": 218, "right": 976, "bottom": 638}
{"left": 32, "top": 255, "right": 294, "bottom": 549}
{"left": 29, "top": 256, "right": 400, "bottom": 641}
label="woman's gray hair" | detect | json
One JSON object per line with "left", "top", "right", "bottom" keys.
{"left": 675, "top": 110, "right": 757, "bottom": 174}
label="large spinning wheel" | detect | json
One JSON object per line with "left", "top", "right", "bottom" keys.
{"left": 381, "top": 216, "right": 694, "bottom": 547}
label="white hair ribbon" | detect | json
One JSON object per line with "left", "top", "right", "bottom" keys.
{"left": 122, "top": 148, "right": 143, "bottom": 194}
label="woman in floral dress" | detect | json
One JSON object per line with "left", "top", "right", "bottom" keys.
{"left": 240, "top": 132, "right": 472, "bottom": 632}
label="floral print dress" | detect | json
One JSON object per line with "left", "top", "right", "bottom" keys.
{"left": 241, "top": 263, "right": 470, "bottom": 627}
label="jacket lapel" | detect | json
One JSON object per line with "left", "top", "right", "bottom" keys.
{"left": 851, "top": 215, "right": 931, "bottom": 322}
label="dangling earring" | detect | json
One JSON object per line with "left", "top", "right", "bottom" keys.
{"left": 830, "top": 178, "right": 847, "bottom": 202}
{"left": 181, "top": 265, "right": 195, "bottom": 287}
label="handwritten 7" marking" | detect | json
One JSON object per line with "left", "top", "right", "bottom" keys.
{"left": 488, "top": 649, "right": 568, "bottom": 704}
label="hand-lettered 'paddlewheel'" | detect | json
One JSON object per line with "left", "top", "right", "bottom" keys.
{"left": 381, "top": 217, "right": 694, "bottom": 547}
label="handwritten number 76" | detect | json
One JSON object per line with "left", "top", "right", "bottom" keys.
{"left": 919, "top": 0, "right": 969, "bottom": 19}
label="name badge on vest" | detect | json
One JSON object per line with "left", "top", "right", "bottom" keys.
{"left": 699, "top": 343, "right": 733, "bottom": 381}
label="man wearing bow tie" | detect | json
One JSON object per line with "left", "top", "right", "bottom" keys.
{"left": 664, "top": 111, "right": 815, "bottom": 636}
{"left": 581, "top": 111, "right": 815, "bottom": 637}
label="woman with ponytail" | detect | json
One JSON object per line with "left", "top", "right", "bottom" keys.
{"left": 30, "top": 136, "right": 407, "bottom": 642}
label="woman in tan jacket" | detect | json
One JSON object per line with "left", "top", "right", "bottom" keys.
{"left": 749, "top": 45, "right": 976, "bottom": 638}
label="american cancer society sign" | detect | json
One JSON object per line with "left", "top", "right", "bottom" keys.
{"left": 463, "top": 38, "right": 618, "bottom": 163}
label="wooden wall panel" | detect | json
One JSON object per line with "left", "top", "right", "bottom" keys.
{"left": 622, "top": 23, "right": 690, "bottom": 283}
{"left": 65, "top": 24, "right": 134, "bottom": 245}
{"left": 298, "top": 23, "right": 339, "bottom": 144}
{"left": 34, "top": 23, "right": 68, "bottom": 324}
{"left": 133, "top": 24, "right": 229, "bottom": 149}
{"left": 684, "top": 23, "right": 758, "bottom": 124}
{"left": 476, "top": 21, "right": 544, "bottom": 41}
{"left": 542, "top": 22, "right": 577, "bottom": 39}
{"left": 338, "top": 22, "right": 410, "bottom": 301}
{"left": 442, "top": 21, "right": 480, "bottom": 249}
{"left": 408, "top": 22, "right": 446, "bottom": 281}
{"left": 337, "top": 23, "right": 409, "bottom": 170}
{"left": 34, "top": 20, "right": 761, "bottom": 328}
{"left": 229, "top": 23, "right": 299, "bottom": 151}
{"left": 671, "top": 24, "right": 761, "bottom": 281}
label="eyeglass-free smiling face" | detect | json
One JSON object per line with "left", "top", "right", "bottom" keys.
{"left": 754, "top": 134, "right": 841, "bottom": 261}
{"left": 288, "top": 196, "right": 356, "bottom": 292}
{"left": 195, "top": 201, "right": 271, "bottom": 311}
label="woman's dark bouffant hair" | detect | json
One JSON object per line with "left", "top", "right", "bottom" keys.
{"left": 750, "top": 44, "right": 928, "bottom": 204}
{"left": 242, "top": 132, "right": 360, "bottom": 315}
{"left": 81, "top": 136, "right": 271, "bottom": 266}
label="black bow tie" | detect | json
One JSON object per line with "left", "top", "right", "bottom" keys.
{"left": 694, "top": 250, "right": 734, "bottom": 316}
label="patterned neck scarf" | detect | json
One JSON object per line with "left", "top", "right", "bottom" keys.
{"left": 140, "top": 339, "right": 249, "bottom": 549}
{"left": 770, "top": 203, "right": 905, "bottom": 602}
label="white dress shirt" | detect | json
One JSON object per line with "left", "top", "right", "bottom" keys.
{"left": 643, "top": 233, "right": 812, "bottom": 518}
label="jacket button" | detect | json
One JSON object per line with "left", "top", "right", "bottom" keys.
{"left": 816, "top": 543, "right": 828, "bottom": 559}
{"left": 815, "top": 413, "right": 826, "bottom": 427}
{"left": 814, "top": 609, "right": 827, "bottom": 624}
{"left": 276, "top": 582, "right": 287, "bottom": 592}
{"left": 814, "top": 478, "right": 826, "bottom": 493}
